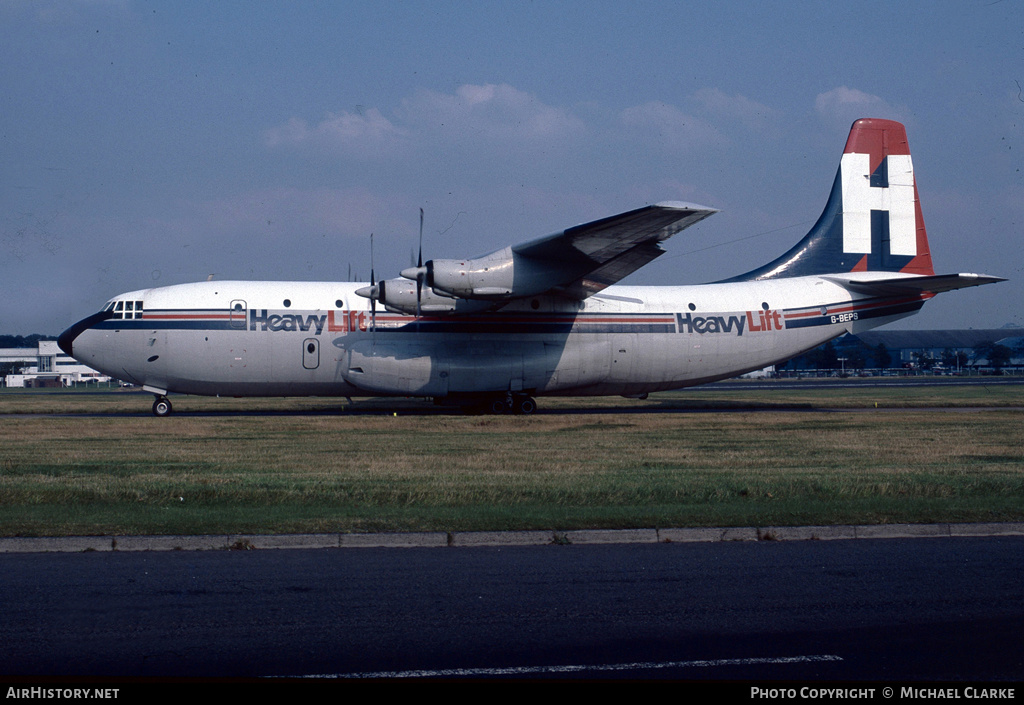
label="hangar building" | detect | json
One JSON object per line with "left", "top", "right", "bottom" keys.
{"left": 1, "top": 340, "right": 110, "bottom": 387}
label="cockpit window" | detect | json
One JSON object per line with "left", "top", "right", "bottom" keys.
{"left": 108, "top": 299, "right": 144, "bottom": 319}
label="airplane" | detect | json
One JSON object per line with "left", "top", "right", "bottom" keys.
{"left": 58, "top": 118, "right": 1003, "bottom": 416}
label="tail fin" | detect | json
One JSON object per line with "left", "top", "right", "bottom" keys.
{"left": 726, "top": 118, "right": 935, "bottom": 281}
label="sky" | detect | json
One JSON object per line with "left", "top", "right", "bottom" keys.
{"left": 2, "top": 0, "right": 1022, "bottom": 335}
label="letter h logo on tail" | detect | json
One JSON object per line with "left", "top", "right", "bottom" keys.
{"left": 840, "top": 152, "right": 915, "bottom": 256}
{"left": 839, "top": 119, "right": 934, "bottom": 275}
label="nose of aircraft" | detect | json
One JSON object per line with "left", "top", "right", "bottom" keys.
{"left": 57, "top": 310, "right": 113, "bottom": 358}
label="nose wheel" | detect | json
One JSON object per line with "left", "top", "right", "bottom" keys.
{"left": 152, "top": 396, "right": 173, "bottom": 417}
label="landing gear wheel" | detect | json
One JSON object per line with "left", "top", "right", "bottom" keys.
{"left": 488, "top": 397, "right": 509, "bottom": 415}
{"left": 515, "top": 396, "right": 537, "bottom": 415}
{"left": 152, "top": 397, "right": 172, "bottom": 417}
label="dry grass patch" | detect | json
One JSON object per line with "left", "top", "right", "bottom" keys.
{"left": 2, "top": 390, "right": 1024, "bottom": 534}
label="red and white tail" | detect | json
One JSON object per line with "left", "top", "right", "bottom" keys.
{"left": 727, "top": 118, "right": 936, "bottom": 281}
{"left": 840, "top": 118, "right": 933, "bottom": 276}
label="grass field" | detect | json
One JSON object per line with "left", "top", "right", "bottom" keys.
{"left": 1, "top": 382, "right": 1023, "bottom": 536}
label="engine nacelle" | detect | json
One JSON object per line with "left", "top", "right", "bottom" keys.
{"left": 355, "top": 278, "right": 491, "bottom": 316}
{"left": 406, "top": 247, "right": 569, "bottom": 300}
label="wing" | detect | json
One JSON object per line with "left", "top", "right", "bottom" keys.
{"left": 364, "top": 201, "right": 717, "bottom": 315}
{"left": 513, "top": 201, "right": 718, "bottom": 298}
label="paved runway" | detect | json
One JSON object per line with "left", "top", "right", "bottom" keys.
{"left": 2, "top": 534, "right": 1022, "bottom": 680}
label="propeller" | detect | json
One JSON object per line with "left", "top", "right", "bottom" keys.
{"left": 352, "top": 233, "right": 380, "bottom": 337}
{"left": 370, "top": 232, "right": 376, "bottom": 335}
{"left": 401, "top": 208, "right": 429, "bottom": 320}
{"left": 354, "top": 211, "right": 431, "bottom": 330}
{"left": 416, "top": 208, "right": 424, "bottom": 321}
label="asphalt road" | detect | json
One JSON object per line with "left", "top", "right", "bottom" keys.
{"left": 2, "top": 536, "right": 1022, "bottom": 681}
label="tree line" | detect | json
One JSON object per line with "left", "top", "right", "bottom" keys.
{"left": 0, "top": 334, "right": 56, "bottom": 348}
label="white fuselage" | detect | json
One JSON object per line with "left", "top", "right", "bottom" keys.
{"left": 69, "top": 275, "right": 926, "bottom": 399}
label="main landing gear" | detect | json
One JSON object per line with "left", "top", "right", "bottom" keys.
{"left": 152, "top": 395, "right": 173, "bottom": 417}
{"left": 483, "top": 393, "right": 537, "bottom": 415}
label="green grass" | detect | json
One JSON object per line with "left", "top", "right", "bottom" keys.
{"left": 1, "top": 385, "right": 1023, "bottom": 536}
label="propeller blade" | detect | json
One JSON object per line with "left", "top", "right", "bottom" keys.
{"left": 418, "top": 208, "right": 424, "bottom": 268}
{"left": 370, "top": 233, "right": 376, "bottom": 334}
{"left": 416, "top": 208, "right": 424, "bottom": 322}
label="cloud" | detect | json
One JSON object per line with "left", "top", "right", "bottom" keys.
{"left": 620, "top": 101, "right": 724, "bottom": 151}
{"left": 265, "top": 83, "right": 586, "bottom": 163}
{"left": 814, "top": 86, "right": 909, "bottom": 126}
{"left": 691, "top": 88, "right": 779, "bottom": 132}
{"left": 400, "top": 83, "right": 586, "bottom": 144}
{"left": 263, "top": 108, "right": 410, "bottom": 158}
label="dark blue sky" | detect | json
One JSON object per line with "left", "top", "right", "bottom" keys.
{"left": 3, "top": 0, "right": 1020, "bottom": 333}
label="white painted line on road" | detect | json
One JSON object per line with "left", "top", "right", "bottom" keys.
{"left": 300, "top": 654, "right": 843, "bottom": 679}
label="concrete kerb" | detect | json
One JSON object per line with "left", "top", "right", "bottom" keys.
{"left": 757, "top": 525, "right": 858, "bottom": 541}
{"left": 0, "top": 536, "right": 116, "bottom": 553}
{"left": 449, "top": 531, "right": 555, "bottom": 547}
{"left": 949, "top": 522, "right": 1024, "bottom": 536}
{"left": 1, "top": 523, "right": 1022, "bottom": 553}
{"left": 114, "top": 535, "right": 233, "bottom": 551}
{"left": 657, "top": 527, "right": 730, "bottom": 543}
{"left": 564, "top": 528, "right": 659, "bottom": 544}
{"left": 340, "top": 532, "right": 448, "bottom": 548}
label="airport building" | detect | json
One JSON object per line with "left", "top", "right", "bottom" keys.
{"left": 1, "top": 340, "right": 110, "bottom": 387}
{"left": 784, "top": 328, "right": 1024, "bottom": 374}
{"left": 854, "top": 329, "right": 1024, "bottom": 370}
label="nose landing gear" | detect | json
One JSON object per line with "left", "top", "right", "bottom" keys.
{"left": 152, "top": 396, "right": 173, "bottom": 417}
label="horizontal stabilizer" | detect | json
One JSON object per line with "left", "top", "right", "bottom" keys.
{"left": 822, "top": 272, "right": 1005, "bottom": 296}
